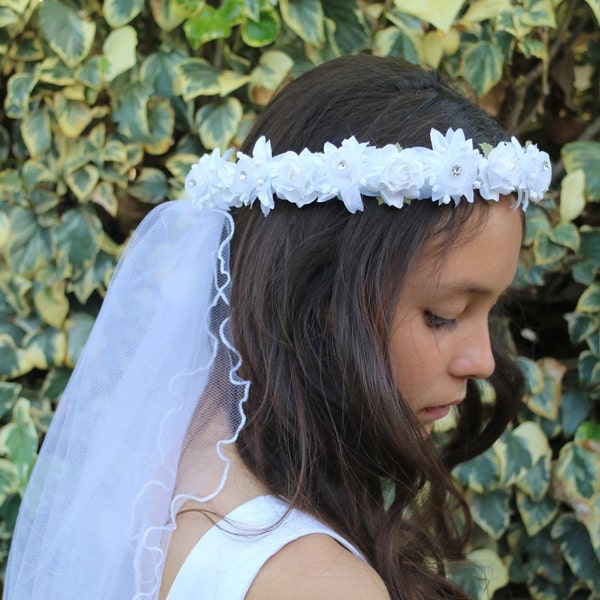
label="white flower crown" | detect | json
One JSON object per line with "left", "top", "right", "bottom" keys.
{"left": 185, "top": 127, "right": 552, "bottom": 215}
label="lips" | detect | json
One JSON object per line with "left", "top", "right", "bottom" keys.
{"left": 420, "top": 404, "right": 453, "bottom": 421}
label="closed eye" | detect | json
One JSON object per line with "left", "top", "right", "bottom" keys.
{"left": 424, "top": 310, "right": 457, "bottom": 331}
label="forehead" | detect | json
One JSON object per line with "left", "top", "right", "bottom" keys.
{"left": 406, "top": 202, "right": 524, "bottom": 300}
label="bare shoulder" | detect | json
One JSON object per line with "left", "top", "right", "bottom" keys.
{"left": 246, "top": 533, "right": 391, "bottom": 600}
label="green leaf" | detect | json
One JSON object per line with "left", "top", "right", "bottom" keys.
{"left": 522, "top": 0, "right": 556, "bottom": 28}
{"left": 175, "top": 58, "right": 220, "bottom": 102}
{"left": 35, "top": 56, "right": 76, "bottom": 86}
{"left": 468, "top": 488, "right": 511, "bottom": 539}
{"left": 196, "top": 98, "right": 243, "bottom": 150}
{"left": 579, "top": 350, "right": 600, "bottom": 388}
{"left": 103, "top": 0, "right": 144, "bottom": 27}
{"left": 6, "top": 207, "right": 52, "bottom": 277}
{"left": 515, "top": 356, "right": 545, "bottom": 395}
{"left": 241, "top": 7, "right": 281, "bottom": 47}
{"left": 561, "top": 391, "right": 592, "bottom": 438}
{"left": 561, "top": 169, "right": 589, "bottom": 223}
{"left": 249, "top": 50, "right": 294, "bottom": 106}
{"left": 218, "top": 70, "right": 252, "bottom": 97}
{"left": 526, "top": 360, "right": 564, "bottom": 421}
{"left": 373, "top": 27, "right": 420, "bottom": 63}
{"left": 280, "top": 0, "right": 325, "bottom": 46}
{"left": 566, "top": 312, "right": 600, "bottom": 345}
{"left": 184, "top": 5, "right": 233, "bottom": 48}
{"left": 0, "top": 382, "right": 22, "bottom": 421}
{"left": 70, "top": 251, "right": 114, "bottom": 305}
{"left": 548, "top": 223, "right": 580, "bottom": 252}
{"left": 39, "top": 368, "right": 71, "bottom": 403}
{"left": 0, "top": 459, "right": 19, "bottom": 505}
{"left": 55, "top": 97, "right": 94, "bottom": 139}
{"left": 461, "top": 0, "right": 513, "bottom": 23}
{"left": 103, "top": 26, "right": 138, "bottom": 82}
{"left": 453, "top": 447, "right": 500, "bottom": 493}
{"left": 516, "top": 490, "right": 559, "bottom": 537}
{"left": 533, "top": 228, "right": 567, "bottom": 265}
{"left": 145, "top": 97, "right": 175, "bottom": 155}
{"left": 54, "top": 209, "right": 102, "bottom": 279}
{"left": 552, "top": 514, "right": 600, "bottom": 591}
{"left": 65, "top": 313, "right": 95, "bottom": 368}
{"left": 515, "top": 455, "right": 551, "bottom": 501}
{"left": 4, "top": 72, "right": 37, "bottom": 119}
{"left": 129, "top": 168, "right": 170, "bottom": 205}
{"left": 33, "top": 279, "right": 69, "bottom": 329}
{"left": 112, "top": 81, "right": 152, "bottom": 143}
{"left": 449, "top": 548, "right": 508, "bottom": 600}
{"left": 77, "top": 55, "right": 104, "bottom": 91}
{"left": 583, "top": 0, "right": 600, "bottom": 24}
{"left": 0, "top": 334, "right": 32, "bottom": 379}
{"left": 577, "top": 283, "right": 600, "bottom": 313}
{"left": 573, "top": 227, "right": 600, "bottom": 285}
{"left": 562, "top": 141, "right": 600, "bottom": 202}
{"left": 322, "top": 0, "right": 369, "bottom": 55}
{"left": 65, "top": 164, "right": 100, "bottom": 202}
{"left": 575, "top": 420, "right": 600, "bottom": 446}
{"left": 20, "top": 107, "right": 52, "bottom": 157}
{"left": 23, "top": 327, "right": 67, "bottom": 370}
{"left": 460, "top": 41, "right": 504, "bottom": 97}
{"left": 0, "top": 272, "right": 31, "bottom": 317}
{"left": 555, "top": 443, "right": 597, "bottom": 501}
{"left": 0, "top": 398, "right": 38, "bottom": 490}
{"left": 394, "top": 0, "right": 463, "bottom": 32}
{"left": 90, "top": 181, "right": 119, "bottom": 217}
{"left": 497, "top": 429, "right": 533, "bottom": 485}
{"left": 38, "top": 0, "right": 96, "bottom": 67}
{"left": 11, "top": 31, "right": 45, "bottom": 61}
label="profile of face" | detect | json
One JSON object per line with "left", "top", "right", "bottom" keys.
{"left": 389, "top": 199, "right": 523, "bottom": 433}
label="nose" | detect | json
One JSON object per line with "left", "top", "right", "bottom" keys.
{"left": 449, "top": 323, "right": 496, "bottom": 380}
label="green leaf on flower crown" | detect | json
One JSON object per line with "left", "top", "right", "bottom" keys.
{"left": 467, "top": 488, "right": 511, "bottom": 539}
{"left": 242, "top": 7, "right": 280, "bottom": 47}
{"left": 38, "top": 0, "right": 95, "bottom": 67}
{"left": 4, "top": 72, "right": 37, "bottom": 119}
{"left": 196, "top": 98, "right": 243, "bottom": 151}
{"left": 184, "top": 6, "right": 233, "bottom": 49}
{"left": 562, "top": 141, "right": 600, "bottom": 202}
{"left": 65, "top": 313, "right": 95, "bottom": 368}
{"left": 516, "top": 490, "right": 559, "bottom": 537}
{"left": 103, "top": 0, "right": 144, "bottom": 27}
{"left": 103, "top": 26, "right": 138, "bottom": 82}
{"left": 552, "top": 514, "right": 600, "bottom": 592}
{"left": 6, "top": 207, "right": 52, "bottom": 278}
{"left": 280, "top": 0, "right": 325, "bottom": 45}
{"left": 460, "top": 41, "right": 504, "bottom": 97}
{"left": 373, "top": 27, "right": 420, "bottom": 64}
{"left": 175, "top": 58, "right": 220, "bottom": 102}
{"left": 0, "top": 382, "right": 22, "bottom": 421}
{"left": 322, "top": 0, "right": 369, "bottom": 55}
{"left": 0, "top": 398, "right": 38, "bottom": 491}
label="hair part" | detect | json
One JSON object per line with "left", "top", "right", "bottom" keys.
{"left": 230, "top": 56, "right": 524, "bottom": 600}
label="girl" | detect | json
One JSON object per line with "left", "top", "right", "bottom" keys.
{"left": 5, "top": 56, "right": 551, "bottom": 600}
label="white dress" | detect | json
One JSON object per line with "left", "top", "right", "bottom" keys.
{"left": 166, "top": 495, "right": 364, "bottom": 599}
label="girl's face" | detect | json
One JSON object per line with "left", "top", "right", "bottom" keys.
{"left": 389, "top": 200, "right": 523, "bottom": 433}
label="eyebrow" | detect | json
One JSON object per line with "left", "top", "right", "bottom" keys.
{"left": 439, "top": 282, "right": 508, "bottom": 298}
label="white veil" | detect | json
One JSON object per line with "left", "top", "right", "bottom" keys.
{"left": 4, "top": 200, "right": 248, "bottom": 599}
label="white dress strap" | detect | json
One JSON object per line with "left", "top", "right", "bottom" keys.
{"left": 166, "top": 495, "right": 364, "bottom": 599}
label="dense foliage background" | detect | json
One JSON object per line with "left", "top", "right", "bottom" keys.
{"left": 1, "top": 0, "right": 599, "bottom": 597}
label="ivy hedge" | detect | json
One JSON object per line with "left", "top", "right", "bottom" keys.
{"left": 1, "top": 0, "right": 600, "bottom": 598}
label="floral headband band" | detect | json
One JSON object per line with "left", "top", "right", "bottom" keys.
{"left": 184, "top": 128, "right": 552, "bottom": 215}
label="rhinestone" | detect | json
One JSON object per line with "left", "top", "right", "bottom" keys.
{"left": 543, "top": 161, "right": 550, "bottom": 171}
{"left": 239, "top": 171, "right": 247, "bottom": 181}
{"left": 337, "top": 160, "right": 348, "bottom": 171}
{"left": 188, "top": 178, "right": 196, "bottom": 187}
{"left": 450, "top": 165, "right": 462, "bottom": 176}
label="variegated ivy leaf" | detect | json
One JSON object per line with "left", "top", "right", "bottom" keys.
{"left": 103, "top": 26, "right": 138, "bottom": 83}
{"left": 70, "top": 251, "right": 114, "bottom": 305}
{"left": 6, "top": 207, "right": 52, "bottom": 278}
{"left": 0, "top": 334, "right": 33, "bottom": 379}
{"left": 322, "top": 0, "right": 369, "bottom": 56}
{"left": 144, "top": 98, "right": 175, "bottom": 155}
{"left": 579, "top": 350, "right": 600, "bottom": 388}
{"left": 0, "top": 6, "right": 20, "bottom": 28}
{"left": 279, "top": 0, "right": 325, "bottom": 45}
{"left": 33, "top": 278, "right": 69, "bottom": 330}
{"left": 584, "top": 0, "right": 600, "bottom": 25}
{"left": 0, "top": 459, "right": 19, "bottom": 506}
{"left": 90, "top": 181, "right": 118, "bottom": 218}
{"left": 103, "top": 0, "right": 144, "bottom": 28}
{"left": 11, "top": 31, "right": 44, "bottom": 61}
{"left": 165, "top": 153, "right": 202, "bottom": 184}
{"left": 516, "top": 489, "right": 559, "bottom": 537}
{"left": 38, "top": 0, "right": 95, "bottom": 68}
{"left": 515, "top": 356, "right": 544, "bottom": 395}
{"left": 65, "top": 164, "right": 100, "bottom": 203}
{"left": 0, "top": 124, "right": 9, "bottom": 164}
{"left": 4, "top": 72, "right": 38, "bottom": 119}
{"left": 495, "top": 428, "right": 533, "bottom": 487}
{"left": 394, "top": 0, "right": 463, "bottom": 32}
{"left": 55, "top": 97, "right": 94, "bottom": 139}
{"left": 249, "top": 50, "right": 294, "bottom": 106}
{"left": 175, "top": 58, "right": 220, "bottom": 102}
{"left": 20, "top": 107, "right": 52, "bottom": 157}
{"left": 453, "top": 447, "right": 501, "bottom": 493}
{"left": 184, "top": 5, "right": 233, "bottom": 49}
{"left": 515, "top": 454, "right": 552, "bottom": 501}
{"left": 129, "top": 168, "right": 170, "bottom": 205}
{"left": 0, "top": 398, "right": 38, "bottom": 491}
{"left": 0, "top": 210, "right": 9, "bottom": 249}
{"left": 65, "top": 313, "right": 95, "bottom": 368}
{"left": 0, "top": 382, "right": 22, "bottom": 421}
{"left": 0, "top": 272, "right": 31, "bottom": 317}
{"left": 533, "top": 229, "right": 567, "bottom": 265}
{"left": 460, "top": 41, "right": 504, "bottom": 98}
{"left": 241, "top": 7, "right": 281, "bottom": 48}
{"left": 23, "top": 327, "right": 67, "bottom": 371}
{"left": 563, "top": 141, "right": 600, "bottom": 202}
{"left": 112, "top": 82, "right": 153, "bottom": 144}
{"left": 196, "top": 98, "right": 243, "bottom": 151}
{"left": 150, "top": 0, "right": 193, "bottom": 31}
{"left": 526, "top": 358, "right": 564, "bottom": 422}
{"left": 35, "top": 56, "right": 76, "bottom": 87}
{"left": 373, "top": 27, "right": 420, "bottom": 64}
{"left": 466, "top": 488, "right": 511, "bottom": 539}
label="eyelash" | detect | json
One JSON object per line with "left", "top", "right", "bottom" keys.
{"left": 424, "top": 310, "right": 457, "bottom": 331}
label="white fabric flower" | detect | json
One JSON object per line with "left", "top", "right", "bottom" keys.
{"left": 321, "top": 136, "right": 370, "bottom": 213}
{"left": 426, "top": 128, "right": 481, "bottom": 204}
{"left": 478, "top": 142, "right": 521, "bottom": 201}
{"left": 273, "top": 149, "right": 324, "bottom": 207}
{"left": 247, "top": 136, "right": 278, "bottom": 215}
{"left": 186, "top": 148, "right": 235, "bottom": 210}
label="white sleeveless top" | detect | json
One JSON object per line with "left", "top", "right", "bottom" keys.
{"left": 166, "top": 495, "right": 364, "bottom": 599}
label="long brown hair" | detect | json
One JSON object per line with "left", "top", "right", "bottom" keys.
{"left": 229, "top": 56, "right": 524, "bottom": 599}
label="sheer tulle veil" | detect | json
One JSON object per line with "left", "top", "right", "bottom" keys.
{"left": 4, "top": 200, "right": 248, "bottom": 599}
